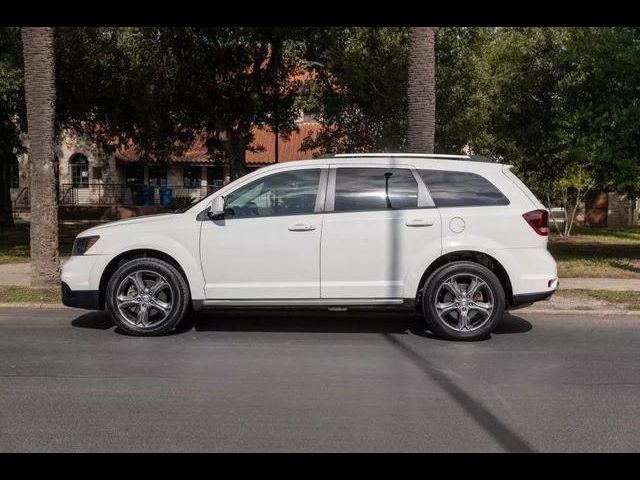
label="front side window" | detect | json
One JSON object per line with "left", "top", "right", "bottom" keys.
{"left": 70, "top": 154, "right": 89, "bottom": 188}
{"left": 333, "top": 168, "right": 418, "bottom": 212}
{"left": 418, "top": 169, "right": 509, "bottom": 207}
{"left": 224, "top": 169, "right": 321, "bottom": 219}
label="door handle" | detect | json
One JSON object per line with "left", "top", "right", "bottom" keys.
{"left": 405, "top": 219, "right": 434, "bottom": 227}
{"left": 288, "top": 224, "right": 316, "bottom": 232}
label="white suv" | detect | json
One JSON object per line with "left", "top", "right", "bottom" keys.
{"left": 61, "top": 154, "right": 558, "bottom": 341}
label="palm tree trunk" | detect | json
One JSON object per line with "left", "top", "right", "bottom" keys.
{"left": 22, "top": 27, "right": 59, "bottom": 287}
{"left": 407, "top": 27, "right": 436, "bottom": 154}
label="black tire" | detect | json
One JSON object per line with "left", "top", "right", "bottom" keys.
{"left": 105, "top": 257, "right": 191, "bottom": 336}
{"left": 421, "top": 261, "right": 505, "bottom": 341}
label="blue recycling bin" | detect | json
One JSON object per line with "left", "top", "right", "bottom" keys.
{"left": 142, "top": 186, "right": 154, "bottom": 206}
{"left": 160, "top": 187, "right": 173, "bottom": 206}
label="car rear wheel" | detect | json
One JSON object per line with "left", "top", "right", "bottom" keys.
{"left": 106, "top": 257, "right": 190, "bottom": 336}
{"left": 422, "top": 261, "right": 505, "bottom": 341}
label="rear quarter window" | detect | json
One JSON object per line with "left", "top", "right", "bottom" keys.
{"left": 418, "top": 169, "right": 509, "bottom": 207}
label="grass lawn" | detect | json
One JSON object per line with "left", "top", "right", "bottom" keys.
{"left": 0, "top": 228, "right": 31, "bottom": 264}
{"left": 549, "top": 226, "right": 640, "bottom": 278}
{"left": 555, "top": 289, "right": 640, "bottom": 311}
{"left": 0, "top": 285, "right": 60, "bottom": 304}
{"left": 0, "top": 222, "right": 85, "bottom": 264}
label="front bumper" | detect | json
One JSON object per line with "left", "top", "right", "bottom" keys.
{"left": 61, "top": 282, "right": 101, "bottom": 310}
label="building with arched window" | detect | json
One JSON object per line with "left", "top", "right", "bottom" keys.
{"left": 8, "top": 117, "right": 322, "bottom": 212}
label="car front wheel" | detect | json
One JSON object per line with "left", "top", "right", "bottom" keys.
{"left": 106, "top": 257, "right": 190, "bottom": 336}
{"left": 422, "top": 261, "right": 505, "bottom": 341}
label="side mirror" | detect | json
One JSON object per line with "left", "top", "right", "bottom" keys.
{"left": 209, "top": 196, "right": 225, "bottom": 220}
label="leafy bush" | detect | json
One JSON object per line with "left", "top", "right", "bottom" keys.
{"left": 166, "top": 195, "right": 195, "bottom": 211}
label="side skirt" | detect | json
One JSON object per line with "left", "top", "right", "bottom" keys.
{"left": 192, "top": 298, "right": 415, "bottom": 311}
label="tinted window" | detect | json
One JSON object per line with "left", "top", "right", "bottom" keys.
{"left": 224, "top": 169, "right": 321, "bottom": 219}
{"left": 418, "top": 170, "right": 509, "bottom": 207}
{"left": 334, "top": 168, "right": 418, "bottom": 212}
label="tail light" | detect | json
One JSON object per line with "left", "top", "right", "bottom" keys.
{"left": 523, "top": 209, "right": 549, "bottom": 236}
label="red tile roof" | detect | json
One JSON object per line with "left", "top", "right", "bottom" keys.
{"left": 115, "top": 122, "right": 322, "bottom": 165}
{"left": 247, "top": 123, "right": 321, "bottom": 165}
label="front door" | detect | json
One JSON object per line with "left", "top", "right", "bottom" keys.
{"left": 320, "top": 165, "right": 442, "bottom": 299}
{"left": 200, "top": 166, "right": 326, "bottom": 299}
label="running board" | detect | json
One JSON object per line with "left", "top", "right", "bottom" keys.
{"left": 195, "top": 298, "right": 411, "bottom": 310}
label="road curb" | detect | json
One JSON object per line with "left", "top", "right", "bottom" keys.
{"left": 1, "top": 303, "right": 640, "bottom": 317}
{"left": 0, "top": 303, "right": 69, "bottom": 309}
{"left": 512, "top": 308, "right": 640, "bottom": 316}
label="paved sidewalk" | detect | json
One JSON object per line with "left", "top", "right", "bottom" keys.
{"left": 0, "top": 262, "right": 30, "bottom": 286}
{"left": 0, "top": 260, "right": 67, "bottom": 287}
{"left": 560, "top": 278, "right": 640, "bottom": 291}
{"left": 2, "top": 260, "right": 640, "bottom": 291}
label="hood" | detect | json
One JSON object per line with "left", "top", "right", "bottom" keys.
{"left": 79, "top": 213, "right": 179, "bottom": 236}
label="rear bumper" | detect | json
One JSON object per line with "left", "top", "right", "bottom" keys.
{"left": 61, "top": 282, "right": 101, "bottom": 310}
{"left": 511, "top": 290, "right": 555, "bottom": 308}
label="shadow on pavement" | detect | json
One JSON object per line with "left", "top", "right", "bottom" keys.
{"left": 493, "top": 314, "right": 532, "bottom": 335}
{"left": 382, "top": 332, "right": 536, "bottom": 453}
{"left": 70, "top": 310, "right": 533, "bottom": 337}
{"left": 193, "top": 310, "right": 421, "bottom": 334}
{"left": 70, "top": 311, "right": 114, "bottom": 330}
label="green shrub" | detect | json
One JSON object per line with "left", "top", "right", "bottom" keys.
{"left": 166, "top": 195, "right": 195, "bottom": 211}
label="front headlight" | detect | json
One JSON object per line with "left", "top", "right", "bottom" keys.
{"left": 72, "top": 236, "right": 100, "bottom": 256}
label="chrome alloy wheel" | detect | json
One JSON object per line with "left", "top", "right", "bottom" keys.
{"left": 115, "top": 270, "right": 174, "bottom": 329}
{"left": 434, "top": 274, "right": 494, "bottom": 333}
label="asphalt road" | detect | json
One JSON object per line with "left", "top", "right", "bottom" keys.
{"left": 1, "top": 307, "right": 639, "bottom": 452}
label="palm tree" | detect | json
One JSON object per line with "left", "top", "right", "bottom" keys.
{"left": 407, "top": 27, "right": 436, "bottom": 154}
{"left": 21, "top": 27, "right": 59, "bottom": 287}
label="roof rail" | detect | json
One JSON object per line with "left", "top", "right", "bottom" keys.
{"left": 333, "top": 153, "right": 471, "bottom": 160}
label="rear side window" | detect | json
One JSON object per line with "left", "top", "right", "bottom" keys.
{"left": 418, "top": 170, "right": 509, "bottom": 207}
{"left": 334, "top": 168, "right": 418, "bottom": 212}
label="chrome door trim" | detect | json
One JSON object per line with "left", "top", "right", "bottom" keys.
{"left": 202, "top": 298, "right": 405, "bottom": 307}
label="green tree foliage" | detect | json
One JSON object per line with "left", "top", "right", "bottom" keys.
{"left": 55, "top": 27, "right": 308, "bottom": 179}
{"left": 474, "top": 28, "right": 640, "bottom": 235}
{"left": 55, "top": 27, "right": 188, "bottom": 160}
{"left": 565, "top": 27, "right": 640, "bottom": 197}
{"left": 0, "top": 28, "right": 23, "bottom": 153}
{"left": 301, "top": 27, "right": 492, "bottom": 155}
{"left": 434, "top": 27, "right": 492, "bottom": 153}
{"left": 0, "top": 27, "right": 25, "bottom": 227}
{"left": 300, "top": 27, "right": 409, "bottom": 153}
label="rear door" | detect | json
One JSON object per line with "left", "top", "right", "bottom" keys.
{"left": 320, "top": 163, "right": 442, "bottom": 299}
{"left": 417, "top": 169, "right": 514, "bottom": 253}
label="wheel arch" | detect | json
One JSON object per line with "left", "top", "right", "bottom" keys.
{"left": 415, "top": 250, "right": 513, "bottom": 308}
{"left": 98, "top": 249, "right": 192, "bottom": 309}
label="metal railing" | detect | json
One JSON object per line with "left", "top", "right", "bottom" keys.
{"left": 58, "top": 183, "right": 221, "bottom": 207}
{"left": 12, "top": 187, "right": 30, "bottom": 211}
